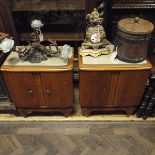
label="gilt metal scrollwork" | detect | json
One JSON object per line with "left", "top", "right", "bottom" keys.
{"left": 80, "top": 8, "right": 111, "bottom": 57}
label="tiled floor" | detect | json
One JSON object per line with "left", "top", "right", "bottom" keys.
{"left": 0, "top": 82, "right": 155, "bottom": 154}
{"left": 0, "top": 121, "right": 155, "bottom": 155}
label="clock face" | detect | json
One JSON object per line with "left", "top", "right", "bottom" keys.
{"left": 90, "top": 33, "right": 101, "bottom": 43}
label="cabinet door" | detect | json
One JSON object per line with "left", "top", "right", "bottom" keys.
{"left": 80, "top": 71, "right": 111, "bottom": 108}
{"left": 114, "top": 70, "right": 150, "bottom": 107}
{"left": 3, "top": 72, "right": 43, "bottom": 108}
{"left": 41, "top": 72, "right": 73, "bottom": 109}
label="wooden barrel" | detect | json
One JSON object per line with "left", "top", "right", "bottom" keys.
{"left": 117, "top": 17, "right": 154, "bottom": 63}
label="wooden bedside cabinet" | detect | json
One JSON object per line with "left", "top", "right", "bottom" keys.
{"left": 79, "top": 52, "right": 152, "bottom": 116}
{"left": 1, "top": 50, "right": 74, "bottom": 117}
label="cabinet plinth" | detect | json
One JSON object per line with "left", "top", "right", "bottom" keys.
{"left": 1, "top": 52, "right": 74, "bottom": 117}
{"left": 79, "top": 53, "right": 152, "bottom": 116}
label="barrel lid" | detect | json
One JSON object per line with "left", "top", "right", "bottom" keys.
{"left": 118, "top": 17, "right": 154, "bottom": 35}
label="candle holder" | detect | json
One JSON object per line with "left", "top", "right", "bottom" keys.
{"left": 0, "top": 20, "right": 72, "bottom": 63}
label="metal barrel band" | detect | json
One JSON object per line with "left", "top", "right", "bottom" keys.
{"left": 117, "top": 34, "right": 150, "bottom": 44}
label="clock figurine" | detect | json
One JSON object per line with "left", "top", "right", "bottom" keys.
{"left": 80, "top": 8, "right": 111, "bottom": 57}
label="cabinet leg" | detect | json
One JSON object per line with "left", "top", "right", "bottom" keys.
{"left": 63, "top": 109, "right": 72, "bottom": 117}
{"left": 18, "top": 109, "right": 28, "bottom": 118}
{"left": 14, "top": 111, "right": 20, "bottom": 117}
{"left": 82, "top": 108, "right": 92, "bottom": 117}
{"left": 126, "top": 108, "right": 135, "bottom": 117}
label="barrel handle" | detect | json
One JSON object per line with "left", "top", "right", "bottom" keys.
{"left": 114, "top": 37, "right": 121, "bottom": 46}
{"left": 113, "top": 37, "right": 121, "bottom": 52}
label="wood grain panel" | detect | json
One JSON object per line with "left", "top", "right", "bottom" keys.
{"left": 12, "top": 0, "right": 85, "bottom": 11}
{"left": 107, "top": 71, "right": 120, "bottom": 106}
{"left": 114, "top": 70, "right": 150, "bottom": 107}
{"left": 80, "top": 71, "right": 111, "bottom": 108}
{"left": 41, "top": 71, "right": 73, "bottom": 109}
{"left": 2, "top": 72, "right": 41, "bottom": 108}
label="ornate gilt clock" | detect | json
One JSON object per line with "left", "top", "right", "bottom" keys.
{"left": 80, "top": 8, "right": 111, "bottom": 57}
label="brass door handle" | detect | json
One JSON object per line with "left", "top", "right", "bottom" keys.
{"left": 28, "top": 90, "right": 33, "bottom": 95}
{"left": 46, "top": 90, "right": 51, "bottom": 96}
